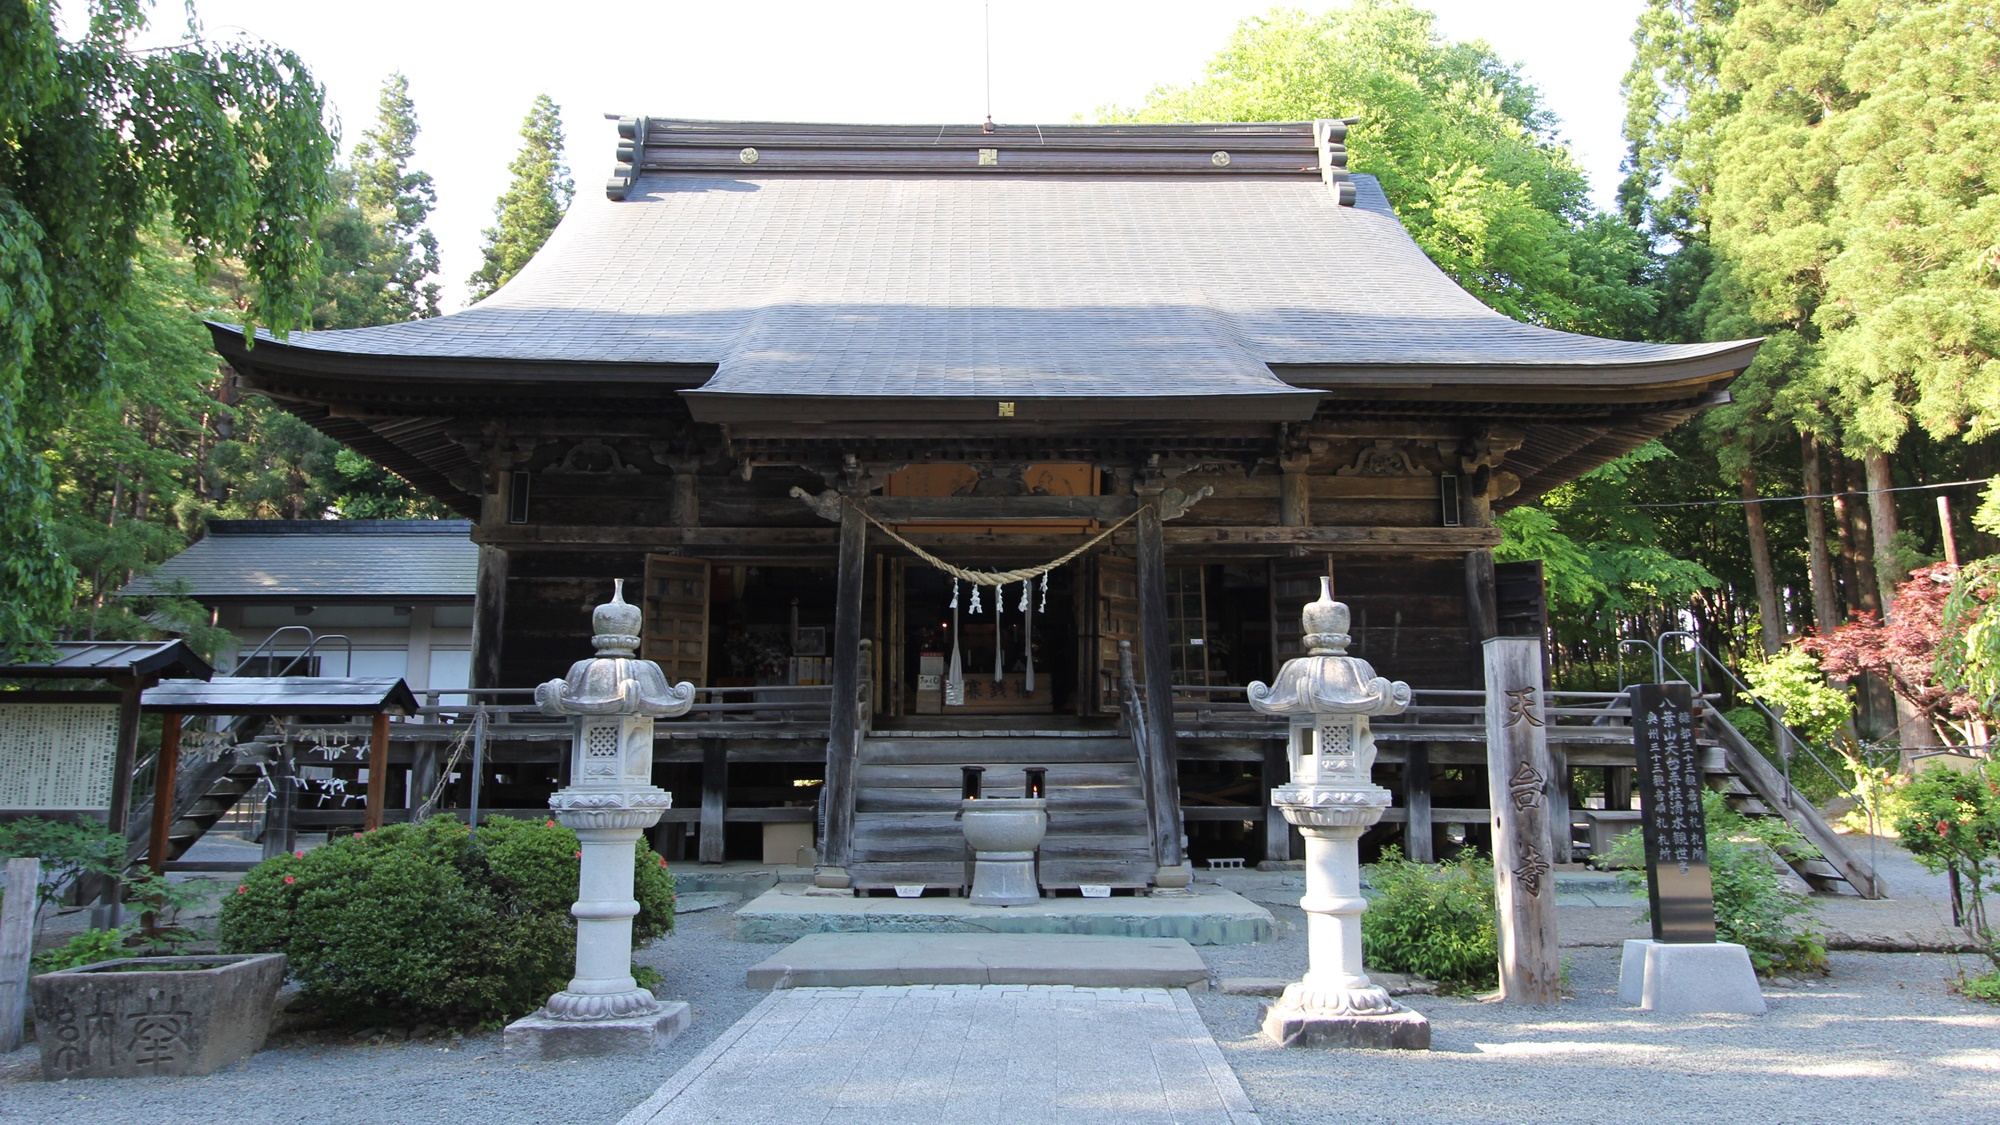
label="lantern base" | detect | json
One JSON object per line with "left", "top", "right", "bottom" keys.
{"left": 1260, "top": 1001, "right": 1430, "bottom": 1050}
{"left": 504, "top": 1000, "right": 690, "bottom": 1058}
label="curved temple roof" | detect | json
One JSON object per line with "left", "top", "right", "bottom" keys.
{"left": 211, "top": 119, "right": 1755, "bottom": 425}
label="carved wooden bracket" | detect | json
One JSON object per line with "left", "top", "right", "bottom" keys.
{"left": 1337, "top": 439, "right": 1423, "bottom": 477}
{"left": 789, "top": 487, "right": 845, "bottom": 524}
{"left": 1156, "top": 484, "right": 1214, "bottom": 521}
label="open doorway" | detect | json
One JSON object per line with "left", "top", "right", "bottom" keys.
{"left": 889, "top": 561, "right": 1082, "bottom": 719}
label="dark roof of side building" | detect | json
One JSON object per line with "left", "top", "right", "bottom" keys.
{"left": 120, "top": 520, "right": 476, "bottom": 602}
{"left": 207, "top": 119, "right": 1758, "bottom": 425}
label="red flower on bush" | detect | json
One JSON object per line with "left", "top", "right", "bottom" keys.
{"left": 574, "top": 850, "right": 582, "bottom": 858}
{"left": 1939, "top": 820, "right": 1952, "bottom": 837}
{"left": 236, "top": 885, "right": 247, "bottom": 894}
{"left": 284, "top": 874, "right": 297, "bottom": 884}
{"left": 546, "top": 820, "right": 555, "bottom": 828}
{"left": 659, "top": 856, "right": 667, "bottom": 868}
{"left": 295, "top": 850, "right": 305, "bottom": 858}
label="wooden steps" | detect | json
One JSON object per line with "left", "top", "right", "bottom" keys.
{"left": 1697, "top": 711, "right": 1886, "bottom": 898}
{"left": 850, "top": 735, "right": 1155, "bottom": 892}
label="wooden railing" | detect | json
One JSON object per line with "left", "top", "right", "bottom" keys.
{"left": 1161, "top": 684, "right": 1654, "bottom": 745}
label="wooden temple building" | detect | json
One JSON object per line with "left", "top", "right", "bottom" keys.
{"left": 208, "top": 119, "right": 1759, "bottom": 892}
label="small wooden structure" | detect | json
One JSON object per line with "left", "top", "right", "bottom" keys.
{"left": 203, "top": 119, "right": 1767, "bottom": 890}
{"left": 138, "top": 677, "right": 419, "bottom": 867}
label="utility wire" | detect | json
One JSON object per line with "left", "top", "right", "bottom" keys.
{"left": 1609, "top": 475, "right": 1997, "bottom": 510}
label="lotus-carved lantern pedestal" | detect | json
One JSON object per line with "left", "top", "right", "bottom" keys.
{"left": 504, "top": 582, "right": 696, "bottom": 1058}
{"left": 1249, "top": 577, "right": 1430, "bottom": 1050}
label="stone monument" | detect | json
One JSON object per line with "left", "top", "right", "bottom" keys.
{"left": 1249, "top": 577, "right": 1429, "bottom": 1049}
{"left": 505, "top": 581, "right": 697, "bottom": 1056}
{"left": 1618, "top": 681, "right": 1765, "bottom": 1015}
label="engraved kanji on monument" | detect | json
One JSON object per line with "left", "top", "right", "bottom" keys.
{"left": 1631, "top": 682, "right": 1717, "bottom": 943}
{"left": 1482, "top": 636, "right": 1560, "bottom": 1006}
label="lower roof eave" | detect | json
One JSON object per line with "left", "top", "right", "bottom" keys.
{"left": 679, "top": 390, "right": 1325, "bottom": 425}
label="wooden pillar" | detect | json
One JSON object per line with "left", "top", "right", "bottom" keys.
{"left": 1278, "top": 455, "right": 1311, "bottom": 528}
{"left": 0, "top": 857, "right": 38, "bottom": 1053}
{"left": 1465, "top": 549, "right": 1498, "bottom": 686}
{"left": 1550, "top": 747, "right": 1572, "bottom": 864}
{"left": 1134, "top": 497, "right": 1189, "bottom": 883}
{"left": 1607, "top": 764, "right": 1632, "bottom": 811}
{"left": 700, "top": 740, "right": 728, "bottom": 864}
{"left": 1262, "top": 740, "right": 1293, "bottom": 863}
{"left": 471, "top": 545, "right": 510, "bottom": 690}
{"left": 363, "top": 711, "right": 391, "bottom": 832}
{"left": 148, "top": 714, "right": 183, "bottom": 876}
{"left": 261, "top": 754, "right": 296, "bottom": 861}
{"left": 1483, "top": 635, "right": 1560, "bottom": 1005}
{"left": 88, "top": 680, "right": 146, "bottom": 918}
{"left": 409, "top": 739, "right": 438, "bottom": 815}
{"left": 1405, "top": 744, "right": 1434, "bottom": 863}
{"left": 817, "top": 497, "right": 867, "bottom": 887}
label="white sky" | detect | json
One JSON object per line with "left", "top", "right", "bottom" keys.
{"left": 126, "top": 1, "right": 1645, "bottom": 310}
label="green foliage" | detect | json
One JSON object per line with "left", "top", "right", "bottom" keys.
{"left": 1937, "top": 558, "right": 2000, "bottom": 723}
{"left": 0, "top": 0, "right": 337, "bottom": 644}
{"left": 1496, "top": 442, "right": 1721, "bottom": 667}
{"left": 1361, "top": 847, "right": 1498, "bottom": 991}
{"left": 468, "top": 93, "right": 572, "bottom": 301}
{"left": 1961, "top": 969, "right": 2000, "bottom": 1003}
{"left": 0, "top": 817, "right": 126, "bottom": 917}
{"left": 1612, "top": 791, "right": 1827, "bottom": 974}
{"left": 1741, "top": 644, "right": 1855, "bottom": 745}
{"left": 350, "top": 73, "right": 441, "bottom": 322}
{"left": 32, "top": 928, "right": 129, "bottom": 974}
{"left": 1105, "top": 1, "right": 1654, "bottom": 337}
{"left": 217, "top": 816, "right": 673, "bottom": 1028}
{"left": 1894, "top": 758, "right": 2000, "bottom": 971}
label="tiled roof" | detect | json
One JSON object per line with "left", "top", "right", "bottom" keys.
{"left": 120, "top": 520, "right": 477, "bottom": 601}
{"left": 215, "top": 120, "right": 1754, "bottom": 416}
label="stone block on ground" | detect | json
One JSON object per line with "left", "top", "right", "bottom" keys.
{"left": 730, "top": 881, "right": 1273, "bottom": 945}
{"left": 503, "top": 1001, "right": 691, "bottom": 1058}
{"left": 29, "top": 953, "right": 286, "bottom": 1079}
{"left": 1219, "top": 977, "right": 1290, "bottom": 997}
{"left": 744, "top": 932, "right": 1210, "bottom": 989}
{"left": 1618, "top": 939, "right": 1766, "bottom": 1015}
{"left": 1261, "top": 1003, "right": 1432, "bottom": 1050}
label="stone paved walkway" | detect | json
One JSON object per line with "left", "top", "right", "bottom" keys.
{"left": 616, "top": 985, "right": 1260, "bottom": 1125}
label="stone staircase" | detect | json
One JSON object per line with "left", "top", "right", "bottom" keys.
{"left": 849, "top": 732, "right": 1156, "bottom": 893}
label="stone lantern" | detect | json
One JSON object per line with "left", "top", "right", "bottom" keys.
{"left": 504, "top": 581, "right": 695, "bottom": 1057}
{"left": 1248, "top": 576, "right": 1429, "bottom": 1049}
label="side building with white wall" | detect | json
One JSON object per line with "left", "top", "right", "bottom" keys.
{"left": 124, "top": 519, "right": 478, "bottom": 702}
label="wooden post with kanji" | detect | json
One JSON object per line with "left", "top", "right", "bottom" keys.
{"left": 1482, "top": 636, "right": 1561, "bottom": 1005}
{"left": 1632, "top": 682, "right": 1718, "bottom": 942}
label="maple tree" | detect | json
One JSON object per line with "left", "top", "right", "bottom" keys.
{"left": 1804, "top": 563, "right": 1983, "bottom": 750}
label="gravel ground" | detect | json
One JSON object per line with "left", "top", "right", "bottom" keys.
{"left": 0, "top": 901, "right": 771, "bottom": 1125}
{"left": 1196, "top": 867, "right": 2000, "bottom": 1125}
{"left": 5, "top": 842, "right": 1996, "bottom": 1124}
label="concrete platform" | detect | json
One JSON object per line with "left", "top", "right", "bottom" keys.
{"left": 731, "top": 882, "right": 1274, "bottom": 945}
{"left": 617, "top": 986, "right": 1259, "bottom": 1125}
{"left": 503, "top": 1001, "right": 691, "bottom": 1058}
{"left": 745, "top": 933, "right": 1211, "bottom": 990}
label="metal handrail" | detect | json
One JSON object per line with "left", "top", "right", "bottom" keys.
{"left": 1639, "top": 631, "right": 1884, "bottom": 830}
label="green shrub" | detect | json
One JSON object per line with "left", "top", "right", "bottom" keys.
{"left": 1611, "top": 791, "right": 1827, "bottom": 975}
{"left": 1961, "top": 969, "right": 2000, "bottom": 1003}
{"left": 1361, "top": 847, "right": 1498, "bottom": 991}
{"left": 1894, "top": 759, "right": 2000, "bottom": 976}
{"left": 219, "top": 816, "right": 674, "bottom": 1028}
{"left": 32, "top": 928, "right": 129, "bottom": 973}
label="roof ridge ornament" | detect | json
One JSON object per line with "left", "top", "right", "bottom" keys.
{"left": 1315, "top": 118, "right": 1358, "bottom": 207}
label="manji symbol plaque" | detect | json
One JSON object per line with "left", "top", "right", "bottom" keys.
{"left": 0, "top": 703, "right": 118, "bottom": 810}
{"left": 1632, "top": 682, "right": 1719, "bottom": 943}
